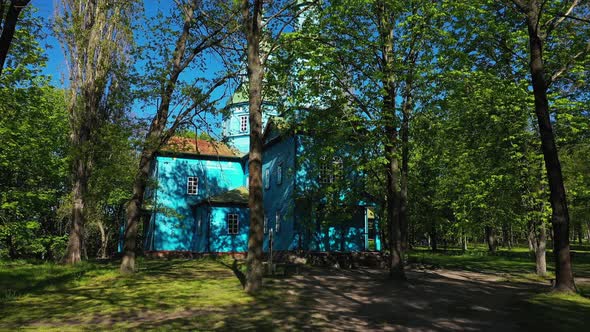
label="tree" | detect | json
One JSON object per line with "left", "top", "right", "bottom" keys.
{"left": 268, "top": 0, "right": 444, "bottom": 280}
{"left": 0, "top": 0, "right": 30, "bottom": 76}
{"left": 0, "top": 85, "right": 69, "bottom": 259}
{"left": 502, "top": 0, "right": 590, "bottom": 293}
{"left": 241, "top": 0, "right": 265, "bottom": 293}
{"left": 0, "top": 7, "right": 69, "bottom": 259}
{"left": 55, "top": 0, "right": 136, "bottom": 264}
{"left": 239, "top": 0, "right": 310, "bottom": 293}
{"left": 120, "top": 0, "right": 236, "bottom": 274}
{"left": 86, "top": 121, "right": 137, "bottom": 259}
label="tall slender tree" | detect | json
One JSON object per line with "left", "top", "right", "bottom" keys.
{"left": 240, "top": 0, "right": 309, "bottom": 293}
{"left": 120, "top": 0, "right": 236, "bottom": 274}
{"left": 242, "top": 0, "right": 265, "bottom": 294}
{"left": 502, "top": 0, "right": 590, "bottom": 292}
{"left": 56, "top": 0, "right": 135, "bottom": 264}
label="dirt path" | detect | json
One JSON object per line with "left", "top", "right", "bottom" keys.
{"left": 249, "top": 267, "right": 546, "bottom": 331}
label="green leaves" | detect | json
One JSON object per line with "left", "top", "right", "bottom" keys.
{"left": 0, "top": 82, "right": 69, "bottom": 259}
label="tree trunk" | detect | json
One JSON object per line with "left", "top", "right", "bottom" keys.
{"left": 526, "top": 8, "right": 575, "bottom": 292}
{"left": 485, "top": 226, "right": 496, "bottom": 253}
{"left": 385, "top": 148, "right": 405, "bottom": 280}
{"left": 380, "top": 209, "right": 389, "bottom": 252}
{"left": 462, "top": 234, "right": 468, "bottom": 251}
{"left": 0, "top": 0, "right": 30, "bottom": 76}
{"left": 7, "top": 234, "right": 16, "bottom": 259}
{"left": 502, "top": 223, "right": 511, "bottom": 249}
{"left": 534, "top": 222, "right": 547, "bottom": 277}
{"left": 430, "top": 222, "right": 437, "bottom": 251}
{"left": 399, "top": 83, "right": 411, "bottom": 253}
{"left": 97, "top": 220, "right": 108, "bottom": 259}
{"left": 376, "top": 0, "right": 405, "bottom": 281}
{"left": 63, "top": 125, "right": 91, "bottom": 264}
{"left": 121, "top": 153, "right": 151, "bottom": 274}
{"left": 243, "top": 0, "right": 265, "bottom": 294}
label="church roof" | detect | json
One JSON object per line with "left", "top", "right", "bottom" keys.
{"left": 162, "top": 137, "right": 239, "bottom": 157}
{"left": 227, "top": 84, "right": 249, "bottom": 106}
{"left": 200, "top": 186, "right": 249, "bottom": 206}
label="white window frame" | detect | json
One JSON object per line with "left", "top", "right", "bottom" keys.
{"left": 187, "top": 176, "right": 198, "bottom": 195}
{"left": 275, "top": 211, "right": 281, "bottom": 233}
{"left": 227, "top": 214, "right": 239, "bottom": 235}
{"left": 239, "top": 115, "right": 248, "bottom": 132}
{"left": 277, "top": 163, "right": 283, "bottom": 185}
{"left": 264, "top": 168, "right": 270, "bottom": 189}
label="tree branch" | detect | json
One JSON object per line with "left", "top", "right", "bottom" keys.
{"left": 545, "top": 0, "right": 581, "bottom": 34}
{"left": 508, "top": 0, "right": 529, "bottom": 13}
{"left": 548, "top": 40, "right": 590, "bottom": 85}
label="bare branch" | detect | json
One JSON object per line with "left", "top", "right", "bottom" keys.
{"left": 548, "top": 41, "right": 590, "bottom": 85}
{"left": 545, "top": 0, "right": 581, "bottom": 34}
{"left": 262, "top": 3, "right": 314, "bottom": 64}
{"left": 164, "top": 72, "right": 235, "bottom": 143}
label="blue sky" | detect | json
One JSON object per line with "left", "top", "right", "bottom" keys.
{"left": 31, "top": 0, "right": 230, "bottom": 138}
{"left": 32, "top": 0, "right": 66, "bottom": 87}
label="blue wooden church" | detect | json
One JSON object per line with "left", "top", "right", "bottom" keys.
{"left": 142, "top": 86, "right": 381, "bottom": 254}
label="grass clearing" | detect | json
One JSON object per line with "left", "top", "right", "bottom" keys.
{"left": 0, "top": 258, "right": 269, "bottom": 330}
{"left": 1, "top": 247, "right": 590, "bottom": 330}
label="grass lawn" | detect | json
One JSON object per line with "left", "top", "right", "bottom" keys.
{"left": 0, "top": 248, "right": 589, "bottom": 331}
{"left": 0, "top": 258, "right": 285, "bottom": 330}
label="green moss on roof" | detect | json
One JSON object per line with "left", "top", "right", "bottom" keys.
{"left": 227, "top": 84, "right": 249, "bottom": 106}
{"left": 205, "top": 186, "right": 249, "bottom": 205}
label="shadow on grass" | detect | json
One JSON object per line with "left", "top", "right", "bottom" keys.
{"left": 2, "top": 256, "right": 590, "bottom": 331}
{"left": 409, "top": 248, "right": 590, "bottom": 279}
{"left": 0, "top": 260, "right": 120, "bottom": 300}
{"left": 522, "top": 292, "right": 590, "bottom": 332}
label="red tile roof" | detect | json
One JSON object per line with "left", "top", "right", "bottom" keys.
{"left": 162, "top": 137, "right": 239, "bottom": 157}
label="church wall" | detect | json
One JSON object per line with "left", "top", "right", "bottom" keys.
{"left": 223, "top": 102, "right": 278, "bottom": 155}
{"left": 262, "top": 135, "right": 298, "bottom": 251}
{"left": 206, "top": 206, "right": 250, "bottom": 253}
{"left": 292, "top": 136, "right": 381, "bottom": 252}
{"left": 142, "top": 134, "right": 381, "bottom": 254}
{"left": 147, "top": 155, "right": 245, "bottom": 251}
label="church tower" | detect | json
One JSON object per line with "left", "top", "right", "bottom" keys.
{"left": 221, "top": 84, "right": 277, "bottom": 155}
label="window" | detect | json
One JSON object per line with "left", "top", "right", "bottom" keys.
{"left": 187, "top": 177, "right": 198, "bottom": 195}
{"left": 275, "top": 212, "right": 281, "bottom": 233}
{"left": 264, "top": 168, "right": 270, "bottom": 189}
{"left": 277, "top": 163, "right": 283, "bottom": 185}
{"left": 239, "top": 115, "right": 248, "bottom": 132}
{"left": 227, "top": 214, "right": 239, "bottom": 234}
{"left": 318, "top": 157, "right": 343, "bottom": 184}
{"left": 264, "top": 214, "right": 268, "bottom": 234}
